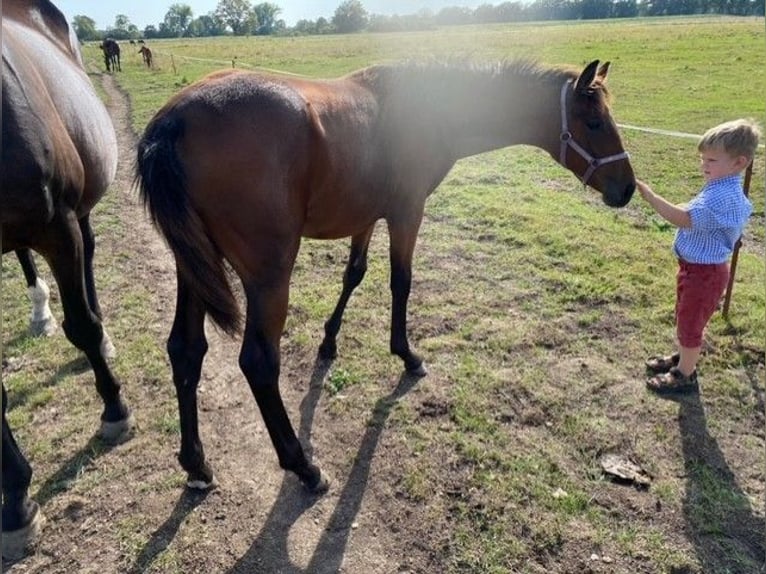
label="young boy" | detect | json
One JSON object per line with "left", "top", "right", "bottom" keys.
{"left": 636, "top": 118, "right": 761, "bottom": 393}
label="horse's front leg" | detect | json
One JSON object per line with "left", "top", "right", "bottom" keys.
{"left": 387, "top": 210, "right": 427, "bottom": 377}
{"left": 45, "top": 210, "right": 133, "bottom": 442}
{"left": 2, "top": 385, "right": 46, "bottom": 560}
{"left": 167, "top": 271, "right": 215, "bottom": 489}
{"left": 241, "top": 269, "right": 328, "bottom": 494}
{"left": 318, "top": 225, "right": 376, "bottom": 360}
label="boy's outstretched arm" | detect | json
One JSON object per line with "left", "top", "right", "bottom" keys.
{"left": 636, "top": 179, "right": 692, "bottom": 228}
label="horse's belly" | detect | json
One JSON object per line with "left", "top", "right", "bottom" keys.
{"left": 302, "top": 194, "right": 383, "bottom": 240}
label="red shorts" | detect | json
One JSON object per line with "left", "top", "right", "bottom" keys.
{"left": 675, "top": 259, "right": 729, "bottom": 348}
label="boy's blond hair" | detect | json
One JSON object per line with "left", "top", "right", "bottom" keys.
{"left": 698, "top": 118, "right": 761, "bottom": 160}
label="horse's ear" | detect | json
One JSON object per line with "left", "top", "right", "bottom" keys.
{"left": 575, "top": 60, "right": 600, "bottom": 93}
{"left": 597, "top": 62, "right": 611, "bottom": 83}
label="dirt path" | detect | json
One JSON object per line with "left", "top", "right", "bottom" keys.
{"left": 7, "top": 71, "right": 426, "bottom": 574}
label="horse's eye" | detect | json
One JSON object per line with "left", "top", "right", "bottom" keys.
{"left": 586, "top": 119, "right": 603, "bottom": 130}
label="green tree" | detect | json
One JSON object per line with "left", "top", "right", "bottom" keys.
{"left": 252, "top": 2, "right": 281, "bottom": 34}
{"left": 215, "top": 0, "right": 256, "bottom": 35}
{"left": 332, "top": 0, "right": 368, "bottom": 33}
{"left": 108, "top": 14, "right": 139, "bottom": 40}
{"left": 163, "top": 3, "right": 194, "bottom": 37}
{"left": 72, "top": 15, "right": 98, "bottom": 41}
{"left": 188, "top": 14, "right": 227, "bottom": 36}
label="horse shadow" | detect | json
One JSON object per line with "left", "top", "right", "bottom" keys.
{"left": 6, "top": 354, "right": 91, "bottom": 411}
{"left": 225, "top": 361, "right": 421, "bottom": 573}
{"left": 662, "top": 389, "right": 765, "bottom": 572}
{"left": 127, "top": 489, "right": 211, "bottom": 574}
{"left": 33, "top": 431, "right": 125, "bottom": 508}
{"left": 128, "top": 357, "right": 419, "bottom": 573}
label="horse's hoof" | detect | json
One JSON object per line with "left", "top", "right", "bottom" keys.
{"left": 187, "top": 475, "right": 219, "bottom": 491}
{"left": 2, "top": 504, "right": 45, "bottom": 561}
{"left": 406, "top": 361, "right": 428, "bottom": 378}
{"left": 29, "top": 317, "right": 57, "bottom": 337}
{"left": 99, "top": 412, "right": 135, "bottom": 444}
{"left": 305, "top": 470, "right": 330, "bottom": 495}
{"left": 100, "top": 330, "right": 116, "bottom": 359}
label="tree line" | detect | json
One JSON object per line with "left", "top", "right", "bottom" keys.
{"left": 72, "top": 0, "right": 765, "bottom": 41}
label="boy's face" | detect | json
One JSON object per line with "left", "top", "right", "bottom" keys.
{"left": 699, "top": 147, "right": 748, "bottom": 182}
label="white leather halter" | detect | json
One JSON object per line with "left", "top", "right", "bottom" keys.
{"left": 559, "top": 80, "right": 629, "bottom": 186}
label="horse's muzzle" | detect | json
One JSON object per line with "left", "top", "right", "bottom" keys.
{"left": 601, "top": 181, "right": 635, "bottom": 208}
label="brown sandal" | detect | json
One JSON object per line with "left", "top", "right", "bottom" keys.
{"left": 645, "top": 353, "right": 680, "bottom": 375}
{"left": 646, "top": 367, "right": 698, "bottom": 394}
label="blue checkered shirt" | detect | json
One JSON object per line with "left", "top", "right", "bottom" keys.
{"left": 673, "top": 174, "right": 752, "bottom": 264}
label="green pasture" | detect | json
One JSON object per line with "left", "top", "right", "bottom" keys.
{"left": 3, "top": 16, "right": 764, "bottom": 574}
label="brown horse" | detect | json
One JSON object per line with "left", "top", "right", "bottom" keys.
{"left": 136, "top": 59, "right": 635, "bottom": 494}
{"left": 2, "top": 0, "right": 133, "bottom": 559}
{"left": 138, "top": 45, "right": 152, "bottom": 68}
{"left": 99, "top": 37, "right": 120, "bottom": 72}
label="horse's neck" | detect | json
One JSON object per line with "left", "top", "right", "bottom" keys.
{"left": 383, "top": 66, "right": 563, "bottom": 161}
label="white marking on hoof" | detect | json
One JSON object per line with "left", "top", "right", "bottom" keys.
{"left": 99, "top": 412, "right": 135, "bottom": 444}
{"left": 187, "top": 475, "right": 219, "bottom": 490}
{"left": 2, "top": 509, "right": 46, "bottom": 561}
{"left": 28, "top": 280, "right": 57, "bottom": 337}
{"left": 100, "top": 329, "right": 116, "bottom": 359}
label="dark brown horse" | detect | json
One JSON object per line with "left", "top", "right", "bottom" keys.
{"left": 2, "top": 0, "right": 133, "bottom": 559}
{"left": 138, "top": 45, "right": 152, "bottom": 68}
{"left": 136, "top": 59, "right": 635, "bottom": 494}
{"left": 99, "top": 37, "right": 120, "bottom": 72}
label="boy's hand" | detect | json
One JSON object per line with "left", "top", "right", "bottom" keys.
{"left": 636, "top": 179, "right": 653, "bottom": 199}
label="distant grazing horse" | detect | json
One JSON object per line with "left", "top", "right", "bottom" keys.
{"left": 138, "top": 45, "right": 152, "bottom": 68}
{"left": 2, "top": 0, "right": 133, "bottom": 559}
{"left": 100, "top": 37, "right": 120, "bottom": 72}
{"left": 136, "top": 59, "right": 635, "bottom": 494}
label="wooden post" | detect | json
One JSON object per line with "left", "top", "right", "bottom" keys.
{"left": 721, "top": 159, "right": 753, "bottom": 320}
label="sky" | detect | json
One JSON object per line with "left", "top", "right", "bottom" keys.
{"left": 55, "top": 1, "right": 497, "bottom": 30}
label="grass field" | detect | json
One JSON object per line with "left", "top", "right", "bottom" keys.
{"left": 3, "top": 16, "right": 764, "bottom": 574}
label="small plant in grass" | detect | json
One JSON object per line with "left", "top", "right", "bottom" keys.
{"left": 325, "top": 367, "right": 358, "bottom": 396}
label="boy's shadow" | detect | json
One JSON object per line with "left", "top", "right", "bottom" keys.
{"left": 665, "top": 389, "right": 765, "bottom": 572}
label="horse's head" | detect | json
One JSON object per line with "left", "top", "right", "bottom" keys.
{"left": 559, "top": 60, "right": 635, "bottom": 208}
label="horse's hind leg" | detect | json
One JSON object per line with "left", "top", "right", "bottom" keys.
{"left": 167, "top": 272, "right": 214, "bottom": 489}
{"left": 2, "top": 385, "right": 46, "bottom": 560}
{"left": 16, "top": 249, "right": 57, "bottom": 337}
{"left": 240, "top": 272, "right": 328, "bottom": 494}
{"left": 387, "top": 212, "right": 427, "bottom": 376}
{"left": 318, "top": 225, "right": 376, "bottom": 360}
{"left": 80, "top": 215, "right": 115, "bottom": 358}
{"left": 44, "top": 210, "right": 133, "bottom": 442}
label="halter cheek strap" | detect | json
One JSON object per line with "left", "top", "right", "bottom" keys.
{"left": 559, "top": 80, "right": 629, "bottom": 186}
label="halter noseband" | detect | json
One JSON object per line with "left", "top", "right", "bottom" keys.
{"left": 559, "top": 80, "right": 629, "bottom": 186}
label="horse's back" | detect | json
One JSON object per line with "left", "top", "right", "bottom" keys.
{"left": 149, "top": 70, "right": 322, "bottom": 223}
{"left": 1, "top": 0, "right": 117, "bottom": 230}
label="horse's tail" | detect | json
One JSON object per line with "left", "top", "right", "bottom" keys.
{"left": 135, "top": 114, "right": 241, "bottom": 335}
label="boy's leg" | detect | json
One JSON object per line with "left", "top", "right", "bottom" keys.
{"left": 677, "top": 345, "right": 701, "bottom": 377}
{"left": 674, "top": 261, "right": 729, "bottom": 376}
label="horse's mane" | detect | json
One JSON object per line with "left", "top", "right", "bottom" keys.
{"left": 350, "top": 58, "right": 611, "bottom": 103}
